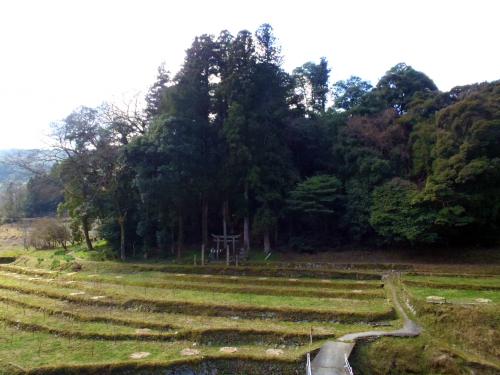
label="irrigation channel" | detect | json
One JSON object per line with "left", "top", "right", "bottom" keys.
{"left": 310, "top": 274, "right": 421, "bottom": 375}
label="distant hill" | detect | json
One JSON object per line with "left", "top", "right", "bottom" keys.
{"left": 0, "top": 149, "right": 41, "bottom": 186}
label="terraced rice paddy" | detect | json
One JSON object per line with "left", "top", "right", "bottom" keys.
{"left": 1, "top": 259, "right": 497, "bottom": 374}
{"left": 0, "top": 261, "right": 397, "bottom": 374}
{"left": 402, "top": 274, "right": 500, "bottom": 304}
{"left": 397, "top": 273, "right": 500, "bottom": 371}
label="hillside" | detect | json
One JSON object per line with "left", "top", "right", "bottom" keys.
{"left": 0, "top": 149, "right": 36, "bottom": 185}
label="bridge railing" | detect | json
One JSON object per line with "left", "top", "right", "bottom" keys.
{"left": 306, "top": 352, "right": 312, "bottom": 375}
{"left": 344, "top": 353, "right": 354, "bottom": 375}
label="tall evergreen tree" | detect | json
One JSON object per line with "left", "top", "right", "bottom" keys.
{"left": 145, "top": 63, "right": 170, "bottom": 120}
{"left": 293, "top": 57, "right": 330, "bottom": 113}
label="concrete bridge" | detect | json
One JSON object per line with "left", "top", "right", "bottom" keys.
{"left": 311, "top": 276, "right": 421, "bottom": 375}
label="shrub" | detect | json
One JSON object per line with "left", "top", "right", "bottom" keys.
{"left": 63, "top": 254, "right": 75, "bottom": 262}
{"left": 370, "top": 178, "right": 438, "bottom": 244}
{"left": 50, "top": 258, "right": 61, "bottom": 270}
{"left": 28, "top": 218, "right": 71, "bottom": 250}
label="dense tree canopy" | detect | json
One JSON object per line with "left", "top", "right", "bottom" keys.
{"left": 26, "top": 24, "right": 499, "bottom": 256}
{"left": 370, "top": 178, "right": 437, "bottom": 244}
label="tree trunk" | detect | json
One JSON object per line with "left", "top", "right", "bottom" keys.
{"left": 264, "top": 228, "right": 271, "bottom": 253}
{"left": 170, "top": 222, "right": 175, "bottom": 255}
{"left": 222, "top": 200, "right": 228, "bottom": 249}
{"left": 118, "top": 215, "right": 126, "bottom": 261}
{"left": 201, "top": 244, "right": 205, "bottom": 266}
{"left": 243, "top": 182, "right": 250, "bottom": 252}
{"left": 177, "top": 211, "right": 183, "bottom": 260}
{"left": 81, "top": 216, "right": 93, "bottom": 251}
{"left": 202, "top": 198, "right": 208, "bottom": 249}
{"left": 243, "top": 216, "right": 250, "bottom": 251}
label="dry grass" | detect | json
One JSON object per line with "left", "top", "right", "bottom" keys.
{"left": 0, "top": 223, "right": 25, "bottom": 256}
{"left": 398, "top": 275, "right": 500, "bottom": 372}
{"left": 0, "top": 247, "right": 498, "bottom": 374}
{"left": 0, "top": 253, "right": 400, "bottom": 373}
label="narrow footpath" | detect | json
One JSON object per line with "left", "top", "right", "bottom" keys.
{"left": 311, "top": 275, "right": 421, "bottom": 375}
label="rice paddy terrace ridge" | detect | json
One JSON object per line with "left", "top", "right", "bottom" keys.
{"left": 0, "top": 255, "right": 498, "bottom": 374}
{"left": 0, "top": 258, "right": 396, "bottom": 374}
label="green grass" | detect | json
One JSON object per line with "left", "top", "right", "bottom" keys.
{"left": 157, "top": 246, "right": 283, "bottom": 264}
{"left": 0, "top": 301, "right": 173, "bottom": 340}
{"left": 0, "top": 248, "right": 25, "bottom": 258}
{"left": 1, "top": 248, "right": 498, "bottom": 374}
{"left": 0, "top": 327, "right": 320, "bottom": 372}
{"left": 62, "top": 276, "right": 385, "bottom": 300}
{"left": 71, "top": 240, "right": 116, "bottom": 261}
{"left": 0, "top": 255, "right": 398, "bottom": 372}
{"left": 53, "top": 271, "right": 385, "bottom": 299}
{"left": 68, "top": 268, "right": 383, "bottom": 287}
{"left": 0, "top": 252, "right": 394, "bottom": 373}
{"left": 0, "top": 266, "right": 387, "bottom": 312}
{"left": 407, "top": 286, "right": 500, "bottom": 303}
{"left": 14, "top": 253, "right": 382, "bottom": 280}
{"left": 350, "top": 333, "right": 500, "bottom": 375}
{"left": 0, "top": 272, "right": 394, "bottom": 323}
{"left": 404, "top": 274, "right": 500, "bottom": 290}
{"left": 2, "top": 235, "right": 500, "bottom": 374}
{"left": 0, "top": 288, "right": 396, "bottom": 341}
{"left": 0, "top": 264, "right": 386, "bottom": 300}
{"left": 398, "top": 275, "right": 500, "bottom": 370}
{"left": 2, "top": 263, "right": 383, "bottom": 289}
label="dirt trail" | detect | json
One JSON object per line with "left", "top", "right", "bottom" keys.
{"left": 311, "top": 275, "right": 421, "bottom": 375}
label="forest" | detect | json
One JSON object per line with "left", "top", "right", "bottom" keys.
{"left": 2, "top": 23, "right": 499, "bottom": 259}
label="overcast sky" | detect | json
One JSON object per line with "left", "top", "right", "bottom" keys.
{"left": 0, "top": 0, "right": 498, "bottom": 149}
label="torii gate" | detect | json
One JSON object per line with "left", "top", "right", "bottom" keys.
{"left": 210, "top": 234, "right": 240, "bottom": 265}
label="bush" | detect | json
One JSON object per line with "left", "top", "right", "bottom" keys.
{"left": 370, "top": 178, "right": 438, "bottom": 244}
{"left": 28, "top": 218, "right": 71, "bottom": 250}
{"left": 50, "top": 258, "right": 61, "bottom": 270}
{"left": 63, "top": 254, "right": 75, "bottom": 262}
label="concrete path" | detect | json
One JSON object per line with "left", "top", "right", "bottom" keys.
{"left": 310, "top": 341, "right": 355, "bottom": 375}
{"left": 311, "top": 275, "right": 421, "bottom": 375}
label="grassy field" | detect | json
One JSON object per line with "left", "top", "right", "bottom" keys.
{"left": 348, "top": 274, "right": 500, "bottom": 374}
{"left": 398, "top": 274, "right": 499, "bottom": 369}
{"left": 0, "top": 242, "right": 498, "bottom": 374}
{"left": 0, "top": 223, "right": 25, "bottom": 258}
{"left": 404, "top": 274, "right": 500, "bottom": 290}
{"left": 0, "top": 248, "right": 400, "bottom": 374}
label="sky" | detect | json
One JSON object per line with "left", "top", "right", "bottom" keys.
{"left": 0, "top": 0, "right": 498, "bottom": 149}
